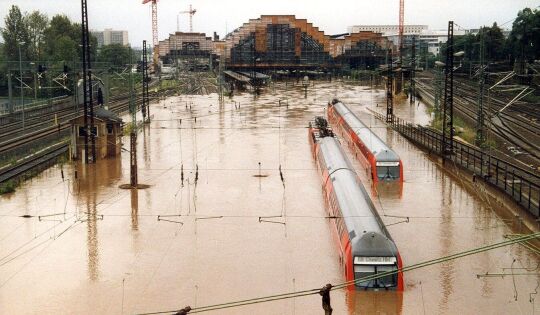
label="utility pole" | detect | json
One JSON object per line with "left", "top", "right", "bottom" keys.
{"left": 409, "top": 36, "right": 416, "bottom": 104}
{"left": 142, "top": 40, "right": 150, "bottom": 123}
{"left": 174, "top": 34, "right": 179, "bottom": 81}
{"left": 129, "top": 47, "right": 138, "bottom": 188}
{"left": 386, "top": 49, "right": 394, "bottom": 123}
{"left": 7, "top": 71, "right": 13, "bottom": 114}
{"left": 18, "top": 41, "right": 25, "bottom": 131}
{"left": 397, "top": 0, "right": 404, "bottom": 94}
{"left": 129, "top": 47, "right": 136, "bottom": 125}
{"left": 252, "top": 42, "right": 258, "bottom": 100}
{"left": 441, "top": 21, "right": 454, "bottom": 163}
{"left": 81, "top": 0, "right": 96, "bottom": 163}
{"left": 475, "top": 32, "right": 486, "bottom": 146}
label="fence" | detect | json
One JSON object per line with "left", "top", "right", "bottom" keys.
{"left": 371, "top": 110, "right": 540, "bottom": 218}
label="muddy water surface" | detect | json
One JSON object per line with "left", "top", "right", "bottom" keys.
{"left": 0, "top": 81, "right": 538, "bottom": 314}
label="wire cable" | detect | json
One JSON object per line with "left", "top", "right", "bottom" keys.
{"left": 136, "top": 232, "right": 540, "bottom": 315}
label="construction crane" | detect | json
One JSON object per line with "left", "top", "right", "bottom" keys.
{"left": 142, "top": 0, "right": 158, "bottom": 47}
{"left": 142, "top": 0, "right": 159, "bottom": 65}
{"left": 179, "top": 4, "right": 196, "bottom": 32}
{"left": 398, "top": 0, "right": 404, "bottom": 55}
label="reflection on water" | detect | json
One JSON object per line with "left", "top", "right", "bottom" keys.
{"left": 347, "top": 290, "right": 403, "bottom": 315}
{"left": 375, "top": 181, "right": 403, "bottom": 200}
{"left": 86, "top": 193, "right": 99, "bottom": 281}
{"left": 143, "top": 125, "right": 151, "bottom": 168}
{"left": 0, "top": 80, "right": 539, "bottom": 314}
{"left": 438, "top": 174, "right": 455, "bottom": 313}
{"left": 72, "top": 156, "right": 122, "bottom": 195}
{"left": 131, "top": 189, "right": 139, "bottom": 231}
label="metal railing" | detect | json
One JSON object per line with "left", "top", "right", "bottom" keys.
{"left": 371, "top": 111, "right": 540, "bottom": 217}
{"left": 0, "top": 96, "right": 70, "bottom": 117}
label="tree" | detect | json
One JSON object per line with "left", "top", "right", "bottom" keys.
{"left": 43, "top": 15, "right": 78, "bottom": 63}
{"left": 508, "top": 7, "right": 540, "bottom": 61}
{"left": 440, "top": 23, "right": 507, "bottom": 63}
{"left": 480, "top": 23, "right": 506, "bottom": 61}
{"left": 0, "top": 5, "right": 31, "bottom": 61}
{"left": 97, "top": 44, "right": 134, "bottom": 68}
{"left": 0, "top": 42, "right": 7, "bottom": 91}
{"left": 24, "top": 11, "right": 49, "bottom": 61}
{"left": 43, "top": 14, "right": 97, "bottom": 64}
{"left": 52, "top": 36, "right": 78, "bottom": 63}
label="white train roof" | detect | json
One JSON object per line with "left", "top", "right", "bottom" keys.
{"left": 332, "top": 102, "right": 400, "bottom": 162}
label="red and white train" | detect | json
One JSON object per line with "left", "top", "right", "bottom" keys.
{"left": 309, "top": 117, "right": 404, "bottom": 291}
{"left": 328, "top": 100, "right": 403, "bottom": 183}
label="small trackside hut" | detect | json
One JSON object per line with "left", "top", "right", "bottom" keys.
{"left": 69, "top": 107, "right": 123, "bottom": 161}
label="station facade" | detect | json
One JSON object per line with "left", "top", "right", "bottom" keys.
{"left": 156, "top": 15, "right": 396, "bottom": 71}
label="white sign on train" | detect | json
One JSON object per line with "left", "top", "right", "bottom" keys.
{"left": 354, "top": 256, "right": 397, "bottom": 265}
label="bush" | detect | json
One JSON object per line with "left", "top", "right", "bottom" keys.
{"left": 0, "top": 180, "right": 17, "bottom": 194}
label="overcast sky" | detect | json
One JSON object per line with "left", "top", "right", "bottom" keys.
{"left": 1, "top": 0, "right": 539, "bottom": 47}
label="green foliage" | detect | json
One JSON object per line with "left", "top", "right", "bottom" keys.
{"left": 43, "top": 15, "right": 79, "bottom": 64}
{"left": 480, "top": 23, "right": 507, "bottom": 61}
{"left": 0, "top": 180, "right": 17, "bottom": 194}
{"left": 52, "top": 35, "right": 78, "bottom": 63}
{"left": 1, "top": 7, "right": 98, "bottom": 66}
{"left": 441, "top": 23, "right": 507, "bottom": 62}
{"left": 437, "top": 7, "right": 539, "bottom": 64}
{"left": 42, "top": 14, "right": 98, "bottom": 65}
{"left": 98, "top": 44, "right": 135, "bottom": 67}
{"left": 24, "top": 11, "right": 48, "bottom": 60}
{"left": 0, "top": 5, "right": 31, "bottom": 61}
{"left": 508, "top": 7, "right": 540, "bottom": 61}
{"left": 0, "top": 42, "right": 6, "bottom": 75}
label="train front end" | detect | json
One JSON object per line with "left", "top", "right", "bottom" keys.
{"left": 351, "top": 232, "right": 403, "bottom": 291}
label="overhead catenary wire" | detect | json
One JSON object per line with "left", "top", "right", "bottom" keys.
{"left": 136, "top": 232, "right": 540, "bottom": 315}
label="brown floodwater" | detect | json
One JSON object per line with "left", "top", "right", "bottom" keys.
{"left": 1, "top": 80, "right": 539, "bottom": 314}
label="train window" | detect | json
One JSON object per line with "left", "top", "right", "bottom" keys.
{"left": 354, "top": 260, "right": 398, "bottom": 288}
{"left": 376, "top": 165, "right": 400, "bottom": 180}
{"left": 354, "top": 265, "right": 375, "bottom": 288}
{"left": 377, "top": 265, "right": 398, "bottom": 288}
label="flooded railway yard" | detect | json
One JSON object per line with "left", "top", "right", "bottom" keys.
{"left": 1, "top": 81, "right": 539, "bottom": 314}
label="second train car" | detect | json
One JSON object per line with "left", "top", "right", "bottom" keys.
{"left": 327, "top": 99, "right": 403, "bottom": 183}
{"left": 309, "top": 117, "right": 404, "bottom": 291}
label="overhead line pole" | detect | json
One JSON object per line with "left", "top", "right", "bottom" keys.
{"left": 80, "top": 0, "right": 94, "bottom": 163}
{"left": 142, "top": 40, "right": 150, "bottom": 123}
{"left": 386, "top": 49, "right": 394, "bottom": 124}
{"left": 476, "top": 32, "right": 486, "bottom": 146}
{"left": 409, "top": 36, "right": 416, "bottom": 104}
{"left": 442, "top": 21, "right": 454, "bottom": 163}
{"left": 129, "top": 47, "right": 138, "bottom": 188}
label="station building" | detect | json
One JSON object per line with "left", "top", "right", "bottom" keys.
{"left": 218, "top": 15, "right": 395, "bottom": 71}
{"left": 155, "top": 15, "right": 396, "bottom": 72}
{"left": 158, "top": 32, "right": 216, "bottom": 71}
{"left": 69, "top": 107, "right": 123, "bottom": 161}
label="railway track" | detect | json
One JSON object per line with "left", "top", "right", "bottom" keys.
{"left": 414, "top": 78, "right": 540, "bottom": 171}
{"left": 0, "top": 142, "right": 68, "bottom": 184}
{"left": 415, "top": 77, "right": 540, "bottom": 141}
{"left": 0, "top": 91, "right": 136, "bottom": 142}
{"left": 0, "top": 83, "right": 178, "bottom": 185}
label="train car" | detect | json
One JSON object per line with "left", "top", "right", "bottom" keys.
{"left": 327, "top": 99, "right": 403, "bottom": 183}
{"left": 309, "top": 117, "right": 404, "bottom": 291}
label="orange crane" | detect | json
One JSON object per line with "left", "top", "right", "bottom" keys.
{"left": 179, "top": 4, "right": 196, "bottom": 32}
{"left": 398, "top": 0, "right": 404, "bottom": 54}
{"left": 142, "top": 0, "right": 158, "bottom": 47}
